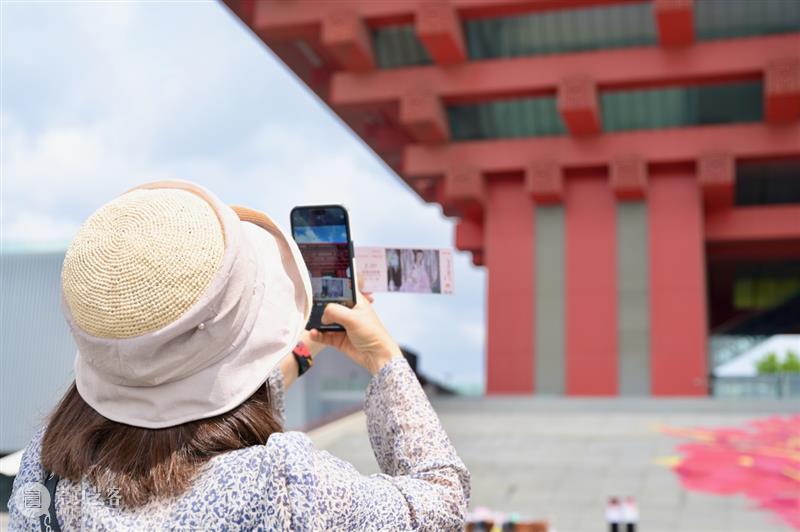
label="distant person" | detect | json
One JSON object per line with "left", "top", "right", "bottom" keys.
{"left": 321, "top": 279, "right": 329, "bottom": 297}
{"left": 9, "top": 181, "right": 470, "bottom": 531}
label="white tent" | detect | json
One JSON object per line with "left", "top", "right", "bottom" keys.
{"left": 0, "top": 449, "right": 24, "bottom": 477}
{"left": 714, "top": 335, "right": 800, "bottom": 377}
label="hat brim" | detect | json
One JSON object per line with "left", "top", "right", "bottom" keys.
{"left": 74, "top": 204, "right": 312, "bottom": 429}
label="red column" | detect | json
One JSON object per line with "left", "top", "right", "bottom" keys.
{"left": 565, "top": 176, "right": 618, "bottom": 395}
{"left": 648, "top": 173, "right": 708, "bottom": 395}
{"left": 485, "top": 176, "right": 535, "bottom": 394}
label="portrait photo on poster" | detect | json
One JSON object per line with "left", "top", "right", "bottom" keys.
{"left": 387, "top": 248, "right": 439, "bottom": 293}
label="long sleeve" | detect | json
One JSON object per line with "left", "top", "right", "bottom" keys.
{"left": 8, "top": 426, "right": 47, "bottom": 531}
{"left": 264, "top": 356, "right": 470, "bottom": 531}
{"left": 266, "top": 365, "right": 286, "bottom": 426}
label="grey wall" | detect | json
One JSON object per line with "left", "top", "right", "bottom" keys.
{"left": 535, "top": 205, "right": 566, "bottom": 394}
{"left": 0, "top": 251, "right": 371, "bottom": 452}
{"left": 1, "top": 251, "right": 75, "bottom": 453}
{"left": 285, "top": 348, "right": 370, "bottom": 430}
{"left": 616, "top": 202, "right": 651, "bottom": 395}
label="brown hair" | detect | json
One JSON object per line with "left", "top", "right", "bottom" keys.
{"left": 41, "top": 381, "right": 282, "bottom": 508}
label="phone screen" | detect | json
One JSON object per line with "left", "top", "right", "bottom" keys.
{"left": 291, "top": 206, "right": 356, "bottom": 329}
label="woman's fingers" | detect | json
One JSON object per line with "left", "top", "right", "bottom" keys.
{"left": 321, "top": 303, "right": 355, "bottom": 327}
{"left": 309, "top": 329, "right": 346, "bottom": 349}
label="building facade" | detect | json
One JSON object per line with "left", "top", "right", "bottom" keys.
{"left": 224, "top": 0, "right": 800, "bottom": 396}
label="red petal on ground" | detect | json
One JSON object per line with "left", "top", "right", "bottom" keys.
{"left": 663, "top": 415, "right": 800, "bottom": 530}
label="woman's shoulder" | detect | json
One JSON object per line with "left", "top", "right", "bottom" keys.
{"left": 204, "top": 431, "right": 315, "bottom": 477}
{"left": 263, "top": 431, "right": 315, "bottom": 462}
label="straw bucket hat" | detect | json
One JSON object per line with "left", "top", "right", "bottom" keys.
{"left": 60, "top": 180, "right": 312, "bottom": 428}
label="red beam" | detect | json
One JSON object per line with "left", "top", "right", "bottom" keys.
{"left": 455, "top": 217, "right": 483, "bottom": 252}
{"left": 415, "top": 2, "right": 467, "bottom": 65}
{"left": 609, "top": 155, "right": 647, "bottom": 200}
{"left": 251, "top": 0, "right": 647, "bottom": 36}
{"left": 321, "top": 9, "right": 376, "bottom": 72}
{"left": 331, "top": 34, "right": 799, "bottom": 106}
{"left": 399, "top": 88, "right": 449, "bottom": 143}
{"left": 705, "top": 205, "right": 800, "bottom": 243}
{"left": 525, "top": 160, "right": 563, "bottom": 203}
{"left": 654, "top": 0, "right": 694, "bottom": 48}
{"left": 765, "top": 57, "right": 800, "bottom": 124}
{"left": 557, "top": 75, "right": 601, "bottom": 137}
{"left": 404, "top": 123, "right": 800, "bottom": 177}
{"left": 443, "top": 166, "right": 484, "bottom": 218}
{"left": 698, "top": 152, "right": 734, "bottom": 208}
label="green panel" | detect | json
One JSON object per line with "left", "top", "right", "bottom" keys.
{"left": 372, "top": 25, "right": 432, "bottom": 69}
{"left": 695, "top": 0, "right": 800, "bottom": 41}
{"left": 602, "top": 81, "right": 763, "bottom": 132}
{"left": 371, "top": 1, "right": 799, "bottom": 69}
{"left": 464, "top": 2, "right": 656, "bottom": 59}
{"left": 448, "top": 81, "right": 761, "bottom": 140}
{"left": 448, "top": 97, "right": 566, "bottom": 140}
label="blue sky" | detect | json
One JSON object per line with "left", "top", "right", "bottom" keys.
{"left": 1, "top": 1, "right": 486, "bottom": 389}
{"left": 294, "top": 225, "right": 348, "bottom": 244}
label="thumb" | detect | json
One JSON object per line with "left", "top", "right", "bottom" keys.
{"left": 321, "top": 303, "right": 355, "bottom": 327}
{"left": 309, "top": 329, "right": 345, "bottom": 348}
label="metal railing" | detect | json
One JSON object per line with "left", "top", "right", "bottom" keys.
{"left": 711, "top": 374, "right": 800, "bottom": 398}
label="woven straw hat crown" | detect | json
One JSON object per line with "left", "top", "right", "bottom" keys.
{"left": 62, "top": 188, "right": 225, "bottom": 339}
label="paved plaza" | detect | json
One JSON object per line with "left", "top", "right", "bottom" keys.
{"left": 312, "top": 397, "right": 798, "bottom": 532}
{"left": 2, "top": 398, "right": 795, "bottom": 531}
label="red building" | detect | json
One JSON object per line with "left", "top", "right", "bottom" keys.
{"left": 224, "top": 0, "right": 800, "bottom": 396}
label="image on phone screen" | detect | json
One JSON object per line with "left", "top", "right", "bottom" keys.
{"left": 291, "top": 206, "right": 356, "bottom": 330}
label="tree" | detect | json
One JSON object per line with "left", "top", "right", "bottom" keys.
{"left": 781, "top": 351, "right": 800, "bottom": 373}
{"left": 756, "top": 353, "right": 780, "bottom": 375}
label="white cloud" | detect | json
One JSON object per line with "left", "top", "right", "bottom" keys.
{"left": 1, "top": 1, "right": 486, "bottom": 386}
{"left": 3, "top": 211, "right": 80, "bottom": 243}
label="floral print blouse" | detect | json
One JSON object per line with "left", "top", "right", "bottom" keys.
{"left": 9, "top": 357, "right": 470, "bottom": 531}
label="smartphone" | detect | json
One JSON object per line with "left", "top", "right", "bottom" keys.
{"left": 290, "top": 205, "right": 357, "bottom": 331}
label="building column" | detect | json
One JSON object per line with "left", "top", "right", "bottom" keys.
{"left": 485, "top": 175, "right": 535, "bottom": 393}
{"left": 648, "top": 173, "right": 708, "bottom": 395}
{"left": 565, "top": 176, "right": 618, "bottom": 395}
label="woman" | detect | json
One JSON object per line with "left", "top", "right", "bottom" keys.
{"left": 9, "top": 181, "right": 470, "bottom": 531}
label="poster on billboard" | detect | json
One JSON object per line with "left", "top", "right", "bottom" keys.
{"left": 355, "top": 247, "right": 454, "bottom": 294}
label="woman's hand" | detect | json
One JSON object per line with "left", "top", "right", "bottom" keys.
{"left": 309, "top": 290, "right": 403, "bottom": 375}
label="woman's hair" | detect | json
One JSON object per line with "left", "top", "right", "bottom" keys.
{"left": 41, "top": 381, "right": 282, "bottom": 508}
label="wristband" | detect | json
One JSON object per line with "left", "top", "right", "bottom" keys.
{"left": 293, "top": 341, "right": 313, "bottom": 376}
